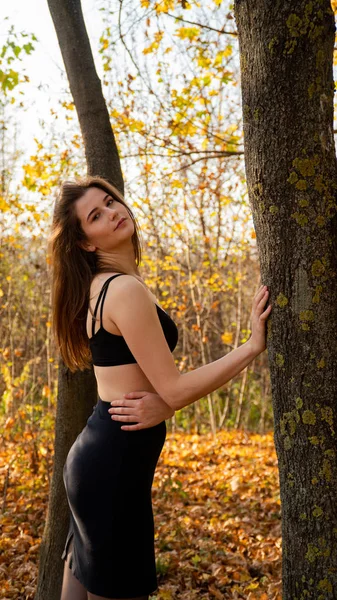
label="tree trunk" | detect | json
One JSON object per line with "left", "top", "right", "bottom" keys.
{"left": 35, "top": 364, "right": 97, "bottom": 599}
{"left": 234, "top": 0, "right": 337, "bottom": 597}
{"left": 47, "top": 0, "right": 123, "bottom": 189}
{"left": 35, "top": 1, "right": 123, "bottom": 598}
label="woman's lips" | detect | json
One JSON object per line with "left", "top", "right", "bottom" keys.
{"left": 116, "top": 218, "right": 126, "bottom": 229}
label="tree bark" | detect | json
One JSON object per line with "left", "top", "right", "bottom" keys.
{"left": 234, "top": 0, "right": 337, "bottom": 597}
{"left": 35, "top": 365, "right": 97, "bottom": 599}
{"left": 35, "top": 1, "right": 123, "bottom": 598}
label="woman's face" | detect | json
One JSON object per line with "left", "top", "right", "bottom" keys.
{"left": 75, "top": 186, "right": 134, "bottom": 252}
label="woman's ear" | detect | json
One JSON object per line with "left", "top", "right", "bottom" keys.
{"left": 77, "top": 240, "right": 96, "bottom": 252}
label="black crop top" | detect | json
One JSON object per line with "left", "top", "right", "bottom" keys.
{"left": 89, "top": 273, "right": 179, "bottom": 367}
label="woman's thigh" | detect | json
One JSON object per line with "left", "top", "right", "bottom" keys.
{"left": 60, "top": 537, "right": 87, "bottom": 600}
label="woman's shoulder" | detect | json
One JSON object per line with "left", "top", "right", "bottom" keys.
{"left": 90, "top": 272, "right": 143, "bottom": 296}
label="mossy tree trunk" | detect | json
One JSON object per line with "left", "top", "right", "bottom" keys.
{"left": 35, "top": 1, "right": 123, "bottom": 599}
{"left": 234, "top": 0, "right": 337, "bottom": 597}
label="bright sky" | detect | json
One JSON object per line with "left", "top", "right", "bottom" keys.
{"left": 1, "top": 0, "right": 104, "bottom": 162}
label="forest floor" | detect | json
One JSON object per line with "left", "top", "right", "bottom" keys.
{"left": 0, "top": 426, "right": 281, "bottom": 599}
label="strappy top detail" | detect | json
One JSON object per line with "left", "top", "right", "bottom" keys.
{"left": 89, "top": 274, "right": 179, "bottom": 367}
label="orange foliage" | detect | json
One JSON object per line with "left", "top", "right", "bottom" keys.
{"left": 0, "top": 425, "right": 281, "bottom": 599}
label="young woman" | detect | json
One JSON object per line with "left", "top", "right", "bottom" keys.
{"left": 49, "top": 175, "right": 272, "bottom": 600}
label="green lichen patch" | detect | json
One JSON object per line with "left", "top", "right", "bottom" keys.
{"left": 301, "top": 323, "right": 310, "bottom": 331}
{"left": 309, "top": 25, "right": 324, "bottom": 40}
{"left": 295, "top": 179, "right": 307, "bottom": 190}
{"left": 324, "top": 449, "right": 335, "bottom": 458}
{"left": 281, "top": 409, "right": 300, "bottom": 437}
{"left": 317, "top": 358, "right": 325, "bottom": 369}
{"left": 312, "top": 285, "right": 322, "bottom": 303}
{"left": 314, "top": 175, "right": 324, "bottom": 193}
{"left": 320, "top": 458, "right": 332, "bottom": 482}
{"left": 312, "top": 476, "right": 319, "bottom": 485}
{"left": 291, "top": 212, "right": 308, "bottom": 226}
{"left": 276, "top": 353, "right": 285, "bottom": 367}
{"left": 315, "top": 215, "right": 326, "bottom": 227}
{"left": 309, "top": 436, "right": 320, "bottom": 445}
{"left": 312, "top": 505, "right": 323, "bottom": 518}
{"left": 252, "top": 182, "right": 263, "bottom": 196}
{"left": 268, "top": 37, "right": 278, "bottom": 55}
{"left": 276, "top": 293, "right": 288, "bottom": 308}
{"left": 320, "top": 406, "right": 335, "bottom": 435}
{"left": 305, "top": 539, "right": 330, "bottom": 563}
{"left": 317, "top": 578, "right": 333, "bottom": 594}
{"left": 269, "top": 205, "right": 279, "bottom": 214}
{"left": 243, "top": 105, "right": 251, "bottom": 120}
{"left": 287, "top": 472, "right": 295, "bottom": 487}
{"left": 308, "top": 82, "right": 316, "bottom": 99}
{"left": 284, "top": 39, "right": 297, "bottom": 55}
{"left": 300, "top": 310, "right": 314, "bottom": 322}
{"left": 287, "top": 171, "right": 298, "bottom": 185}
{"left": 305, "top": 543, "right": 320, "bottom": 563}
{"left": 299, "top": 198, "right": 309, "bottom": 207}
{"left": 253, "top": 109, "right": 260, "bottom": 122}
{"left": 300, "top": 512, "right": 307, "bottom": 520}
{"left": 302, "top": 410, "right": 316, "bottom": 425}
{"left": 295, "top": 397, "right": 303, "bottom": 409}
{"left": 293, "top": 156, "right": 318, "bottom": 176}
{"left": 286, "top": 13, "right": 302, "bottom": 37}
{"left": 284, "top": 436, "right": 292, "bottom": 450}
{"left": 312, "top": 259, "right": 325, "bottom": 277}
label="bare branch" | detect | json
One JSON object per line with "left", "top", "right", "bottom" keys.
{"left": 164, "top": 11, "right": 238, "bottom": 37}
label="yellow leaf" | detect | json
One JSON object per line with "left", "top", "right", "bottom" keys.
{"left": 176, "top": 27, "right": 200, "bottom": 41}
{"left": 39, "top": 445, "right": 48, "bottom": 456}
{"left": 42, "top": 385, "right": 51, "bottom": 397}
{"left": 221, "top": 332, "right": 233, "bottom": 345}
{"left": 0, "top": 197, "right": 10, "bottom": 212}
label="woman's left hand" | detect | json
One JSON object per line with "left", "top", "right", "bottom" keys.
{"left": 108, "top": 391, "right": 175, "bottom": 431}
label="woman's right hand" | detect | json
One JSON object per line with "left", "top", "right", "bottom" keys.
{"left": 248, "top": 284, "right": 272, "bottom": 355}
{"left": 108, "top": 390, "right": 175, "bottom": 431}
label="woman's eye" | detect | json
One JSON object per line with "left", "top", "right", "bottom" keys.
{"left": 107, "top": 199, "right": 113, "bottom": 206}
{"left": 93, "top": 213, "right": 100, "bottom": 220}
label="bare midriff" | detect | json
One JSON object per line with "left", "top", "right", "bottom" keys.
{"left": 93, "top": 363, "right": 157, "bottom": 404}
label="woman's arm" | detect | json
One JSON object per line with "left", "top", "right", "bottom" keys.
{"left": 108, "top": 341, "right": 255, "bottom": 429}
{"left": 105, "top": 277, "right": 271, "bottom": 412}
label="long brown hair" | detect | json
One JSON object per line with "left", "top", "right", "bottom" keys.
{"left": 48, "top": 175, "right": 142, "bottom": 372}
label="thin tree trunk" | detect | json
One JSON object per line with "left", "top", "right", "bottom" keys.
{"left": 35, "top": 1, "right": 124, "bottom": 598}
{"left": 35, "top": 364, "right": 97, "bottom": 598}
{"left": 47, "top": 0, "right": 123, "bottom": 189}
{"left": 234, "top": 0, "right": 337, "bottom": 596}
{"left": 234, "top": 365, "right": 248, "bottom": 429}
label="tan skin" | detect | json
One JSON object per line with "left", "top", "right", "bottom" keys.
{"left": 76, "top": 187, "right": 272, "bottom": 431}
{"left": 76, "top": 187, "right": 174, "bottom": 425}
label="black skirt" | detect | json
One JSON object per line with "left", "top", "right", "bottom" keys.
{"left": 61, "top": 396, "right": 166, "bottom": 598}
